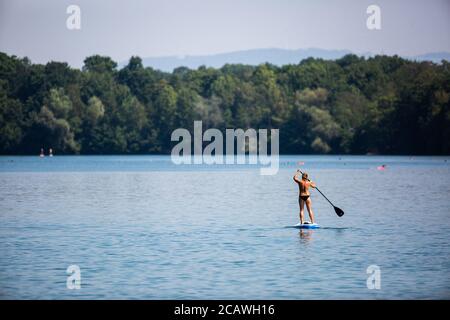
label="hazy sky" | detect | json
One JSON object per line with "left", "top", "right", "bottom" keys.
{"left": 0, "top": 0, "right": 449, "bottom": 68}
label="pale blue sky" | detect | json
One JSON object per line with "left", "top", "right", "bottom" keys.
{"left": 0, "top": 0, "right": 449, "bottom": 67}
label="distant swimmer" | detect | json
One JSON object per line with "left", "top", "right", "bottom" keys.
{"left": 293, "top": 170, "right": 316, "bottom": 224}
{"left": 49, "top": 148, "right": 53, "bottom": 157}
{"left": 377, "top": 164, "right": 387, "bottom": 170}
{"left": 40, "top": 148, "right": 44, "bottom": 157}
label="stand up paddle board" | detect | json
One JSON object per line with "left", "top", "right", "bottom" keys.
{"left": 293, "top": 222, "right": 320, "bottom": 229}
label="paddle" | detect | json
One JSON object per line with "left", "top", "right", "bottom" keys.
{"left": 297, "top": 170, "right": 344, "bottom": 217}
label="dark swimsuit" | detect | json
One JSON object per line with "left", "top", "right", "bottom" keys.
{"left": 300, "top": 195, "right": 310, "bottom": 201}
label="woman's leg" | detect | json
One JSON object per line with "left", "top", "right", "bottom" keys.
{"left": 306, "top": 198, "right": 315, "bottom": 224}
{"left": 299, "top": 198, "right": 305, "bottom": 224}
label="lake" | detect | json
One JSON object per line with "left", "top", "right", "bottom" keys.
{"left": 0, "top": 155, "right": 449, "bottom": 299}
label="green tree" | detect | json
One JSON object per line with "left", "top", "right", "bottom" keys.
{"left": 0, "top": 84, "right": 23, "bottom": 153}
{"left": 0, "top": 51, "right": 449, "bottom": 156}
{"left": 86, "top": 96, "right": 105, "bottom": 124}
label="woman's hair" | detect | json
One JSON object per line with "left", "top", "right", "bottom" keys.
{"left": 302, "top": 172, "right": 308, "bottom": 180}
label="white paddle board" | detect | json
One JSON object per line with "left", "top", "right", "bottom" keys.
{"left": 293, "top": 222, "right": 320, "bottom": 229}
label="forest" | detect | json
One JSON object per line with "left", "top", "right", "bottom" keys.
{"left": 0, "top": 52, "right": 449, "bottom": 155}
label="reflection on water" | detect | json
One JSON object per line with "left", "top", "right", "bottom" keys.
{"left": 0, "top": 155, "right": 449, "bottom": 299}
{"left": 298, "top": 229, "right": 314, "bottom": 243}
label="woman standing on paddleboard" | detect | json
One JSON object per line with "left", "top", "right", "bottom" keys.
{"left": 293, "top": 170, "right": 316, "bottom": 224}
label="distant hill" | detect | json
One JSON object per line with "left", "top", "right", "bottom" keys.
{"left": 410, "top": 52, "right": 450, "bottom": 63}
{"left": 121, "top": 48, "right": 450, "bottom": 72}
{"left": 135, "top": 48, "right": 352, "bottom": 71}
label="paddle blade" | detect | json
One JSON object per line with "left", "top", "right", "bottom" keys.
{"left": 334, "top": 206, "right": 344, "bottom": 217}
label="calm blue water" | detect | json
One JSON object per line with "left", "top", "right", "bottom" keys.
{"left": 0, "top": 155, "right": 449, "bottom": 299}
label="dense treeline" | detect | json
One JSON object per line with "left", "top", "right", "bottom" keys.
{"left": 0, "top": 52, "right": 449, "bottom": 155}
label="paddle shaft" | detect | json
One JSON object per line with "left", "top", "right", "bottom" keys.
{"left": 314, "top": 187, "right": 335, "bottom": 207}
